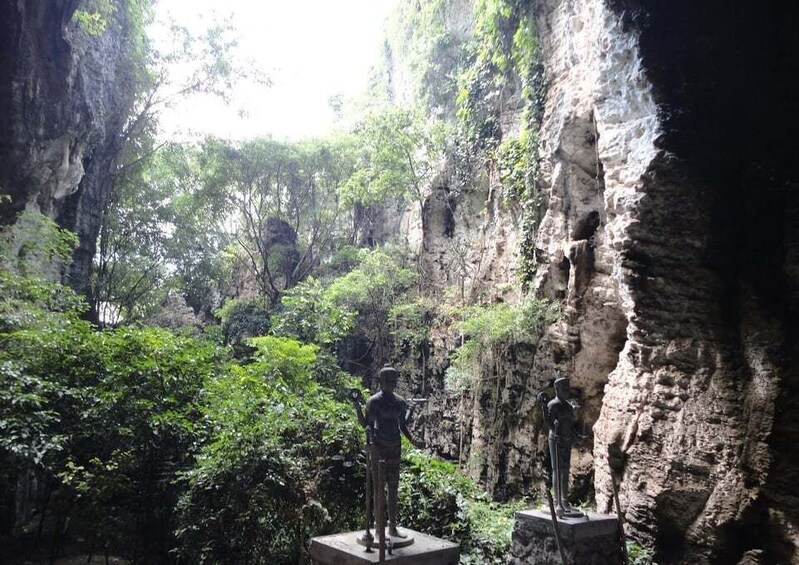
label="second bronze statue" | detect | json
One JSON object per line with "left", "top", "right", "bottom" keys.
{"left": 539, "top": 375, "right": 586, "bottom": 519}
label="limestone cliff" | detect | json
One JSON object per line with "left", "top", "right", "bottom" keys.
{"left": 396, "top": 0, "right": 798, "bottom": 562}
{"left": 0, "top": 0, "right": 140, "bottom": 293}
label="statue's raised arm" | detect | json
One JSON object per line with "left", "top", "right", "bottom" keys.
{"left": 349, "top": 388, "right": 368, "bottom": 428}
{"left": 399, "top": 400, "right": 425, "bottom": 450}
{"left": 538, "top": 391, "right": 553, "bottom": 429}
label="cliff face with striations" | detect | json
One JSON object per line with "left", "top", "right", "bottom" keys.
{"left": 520, "top": 0, "right": 798, "bottom": 561}
{"left": 398, "top": 0, "right": 798, "bottom": 562}
{"left": 584, "top": 1, "right": 798, "bottom": 561}
{"left": 0, "top": 0, "right": 139, "bottom": 293}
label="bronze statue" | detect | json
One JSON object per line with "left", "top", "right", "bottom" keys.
{"left": 350, "top": 367, "right": 424, "bottom": 548}
{"left": 539, "top": 375, "right": 585, "bottom": 518}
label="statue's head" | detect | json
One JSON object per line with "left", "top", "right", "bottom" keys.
{"left": 554, "top": 374, "right": 568, "bottom": 396}
{"left": 379, "top": 366, "right": 399, "bottom": 393}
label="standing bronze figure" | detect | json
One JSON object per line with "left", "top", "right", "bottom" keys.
{"left": 539, "top": 375, "right": 585, "bottom": 518}
{"left": 350, "top": 367, "right": 424, "bottom": 550}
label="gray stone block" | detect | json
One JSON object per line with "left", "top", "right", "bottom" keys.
{"left": 511, "top": 508, "right": 623, "bottom": 564}
{"left": 309, "top": 529, "right": 460, "bottom": 564}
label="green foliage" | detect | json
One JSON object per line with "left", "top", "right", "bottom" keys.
{"left": 0, "top": 309, "right": 220, "bottom": 554}
{"left": 0, "top": 212, "right": 87, "bottom": 334}
{"left": 72, "top": 10, "right": 107, "bottom": 36}
{"left": 0, "top": 269, "right": 88, "bottom": 333}
{"left": 443, "top": 364, "right": 473, "bottom": 394}
{"left": 0, "top": 211, "right": 78, "bottom": 279}
{"left": 458, "top": 301, "right": 516, "bottom": 345}
{"left": 514, "top": 107, "right": 547, "bottom": 289}
{"left": 627, "top": 540, "right": 658, "bottom": 565}
{"left": 160, "top": 144, "right": 234, "bottom": 318}
{"left": 200, "top": 136, "right": 357, "bottom": 304}
{"left": 1, "top": 251, "right": 368, "bottom": 561}
{"left": 463, "top": 497, "right": 529, "bottom": 563}
{"left": 388, "top": 299, "right": 433, "bottom": 355}
{"left": 456, "top": 0, "right": 542, "bottom": 144}
{"left": 92, "top": 140, "right": 235, "bottom": 324}
{"left": 12, "top": 323, "right": 214, "bottom": 459}
{"left": 93, "top": 153, "right": 175, "bottom": 322}
{"left": 514, "top": 291, "right": 559, "bottom": 336}
{"left": 399, "top": 449, "right": 473, "bottom": 540}
{"left": 271, "top": 277, "right": 356, "bottom": 346}
{"left": 270, "top": 248, "right": 421, "bottom": 371}
{"left": 446, "top": 295, "right": 557, "bottom": 392}
{"left": 325, "top": 248, "right": 420, "bottom": 367}
{"left": 399, "top": 449, "right": 529, "bottom": 563}
{"left": 326, "top": 249, "right": 418, "bottom": 311}
{"left": 318, "top": 244, "right": 363, "bottom": 279}
{"left": 201, "top": 323, "right": 225, "bottom": 344}
{"left": 215, "top": 297, "right": 271, "bottom": 346}
{"left": 495, "top": 133, "right": 536, "bottom": 204}
{"left": 72, "top": 0, "right": 115, "bottom": 36}
{"left": 175, "top": 336, "right": 363, "bottom": 563}
{"left": 384, "top": 0, "right": 464, "bottom": 112}
{"left": 342, "top": 107, "right": 447, "bottom": 209}
{"left": 247, "top": 335, "right": 319, "bottom": 385}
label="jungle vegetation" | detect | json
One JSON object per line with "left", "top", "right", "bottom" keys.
{"left": 0, "top": 0, "right": 553, "bottom": 562}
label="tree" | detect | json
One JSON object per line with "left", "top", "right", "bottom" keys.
{"left": 325, "top": 249, "right": 419, "bottom": 371}
{"left": 89, "top": 14, "right": 261, "bottom": 324}
{"left": 204, "top": 137, "right": 356, "bottom": 305}
{"left": 342, "top": 106, "right": 450, "bottom": 249}
{"left": 92, "top": 148, "right": 176, "bottom": 324}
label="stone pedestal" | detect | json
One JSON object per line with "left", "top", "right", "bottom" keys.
{"left": 511, "top": 508, "right": 622, "bottom": 564}
{"left": 310, "top": 529, "right": 460, "bottom": 564}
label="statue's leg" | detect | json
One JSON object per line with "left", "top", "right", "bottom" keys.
{"left": 549, "top": 434, "right": 562, "bottom": 508}
{"left": 387, "top": 467, "right": 404, "bottom": 537}
{"left": 384, "top": 439, "right": 405, "bottom": 538}
{"left": 559, "top": 442, "right": 571, "bottom": 510}
{"left": 371, "top": 469, "right": 379, "bottom": 528}
{"left": 372, "top": 447, "right": 385, "bottom": 532}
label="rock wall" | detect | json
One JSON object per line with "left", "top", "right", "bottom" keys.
{"left": 0, "top": 0, "right": 139, "bottom": 293}
{"left": 530, "top": 0, "right": 799, "bottom": 562}
{"left": 402, "top": 0, "right": 797, "bottom": 562}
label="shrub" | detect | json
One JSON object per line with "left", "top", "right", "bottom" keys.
{"left": 446, "top": 294, "right": 557, "bottom": 391}
{"left": 628, "top": 540, "right": 658, "bottom": 565}
{"left": 215, "top": 297, "right": 271, "bottom": 345}
{"left": 271, "top": 277, "right": 356, "bottom": 346}
{"left": 174, "top": 336, "right": 364, "bottom": 563}
{"left": 398, "top": 448, "right": 529, "bottom": 563}
{"left": 388, "top": 299, "right": 433, "bottom": 357}
{"left": 0, "top": 319, "right": 220, "bottom": 557}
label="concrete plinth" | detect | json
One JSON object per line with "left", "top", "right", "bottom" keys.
{"left": 310, "top": 529, "right": 459, "bottom": 564}
{"left": 511, "top": 508, "right": 622, "bottom": 565}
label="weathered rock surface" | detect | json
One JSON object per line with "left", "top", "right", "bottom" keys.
{"left": 0, "top": 1, "right": 138, "bottom": 293}
{"left": 402, "top": 0, "right": 798, "bottom": 562}
{"left": 531, "top": 0, "right": 799, "bottom": 562}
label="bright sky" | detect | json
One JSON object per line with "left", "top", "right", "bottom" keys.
{"left": 153, "top": 0, "right": 398, "bottom": 141}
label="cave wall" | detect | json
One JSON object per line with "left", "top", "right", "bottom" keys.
{"left": 398, "top": 0, "right": 797, "bottom": 562}
{"left": 0, "top": 0, "right": 138, "bottom": 293}
{"left": 532, "top": 0, "right": 799, "bottom": 562}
